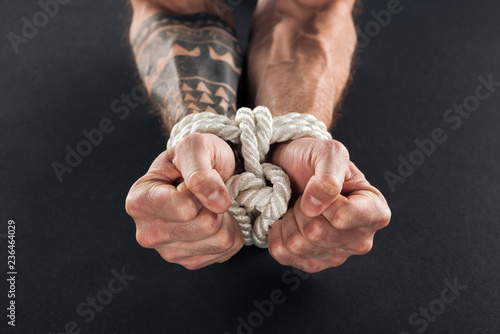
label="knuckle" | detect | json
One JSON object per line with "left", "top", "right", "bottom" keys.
{"left": 177, "top": 209, "right": 198, "bottom": 223}
{"left": 315, "top": 173, "right": 342, "bottom": 198}
{"left": 269, "top": 242, "right": 288, "bottom": 261}
{"left": 181, "top": 259, "right": 206, "bottom": 270}
{"left": 331, "top": 206, "right": 351, "bottom": 230}
{"left": 214, "top": 229, "right": 236, "bottom": 251}
{"left": 177, "top": 133, "right": 208, "bottom": 151}
{"left": 160, "top": 250, "right": 180, "bottom": 263}
{"left": 320, "top": 139, "right": 336, "bottom": 152}
{"left": 352, "top": 238, "right": 373, "bottom": 255}
{"left": 338, "top": 143, "right": 350, "bottom": 161}
{"left": 201, "top": 218, "right": 221, "bottom": 237}
{"left": 176, "top": 200, "right": 199, "bottom": 222}
{"left": 136, "top": 230, "right": 160, "bottom": 249}
{"left": 293, "top": 260, "right": 321, "bottom": 274}
{"left": 320, "top": 140, "right": 349, "bottom": 161}
{"left": 287, "top": 232, "right": 308, "bottom": 255}
{"left": 328, "top": 254, "right": 349, "bottom": 267}
{"left": 125, "top": 192, "right": 144, "bottom": 219}
{"left": 185, "top": 169, "right": 213, "bottom": 192}
{"left": 373, "top": 205, "right": 392, "bottom": 229}
{"left": 304, "top": 220, "right": 326, "bottom": 244}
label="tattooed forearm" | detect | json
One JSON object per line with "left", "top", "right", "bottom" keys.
{"left": 131, "top": 13, "right": 242, "bottom": 130}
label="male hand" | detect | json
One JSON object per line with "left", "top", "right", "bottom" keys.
{"left": 125, "top": 133, "right": 244, "bottom": 270}
{"left": 267, "top": 138, "right": 391, "bottom": 273}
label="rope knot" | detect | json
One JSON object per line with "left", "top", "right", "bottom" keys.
{"left": 167, "top": 106, "right": 332, "bottom": 248}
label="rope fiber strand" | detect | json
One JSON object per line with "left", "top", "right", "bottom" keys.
{"left": 167, "top": 106, "right": 332, "bottom": 248}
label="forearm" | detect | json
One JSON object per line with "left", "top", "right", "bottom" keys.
{"left": 248, "top": 0, "right": 357, "bottom": 128}
{"left": 129, "top": 0, "right": 242, "bottom": 130}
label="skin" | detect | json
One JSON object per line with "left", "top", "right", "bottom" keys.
{"left": 126, "top": 0, "right": 391, "bottom": 272}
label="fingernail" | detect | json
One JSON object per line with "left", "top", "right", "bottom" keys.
{"left": 308, "top": 195, "right": 323, "bottom": 207}
{"left": 208, "top": 189, "right": 221, "bottom": 202}
{"left": 207, "top": 189, "right": 229, "bottom": 210}
{"left": 304, "top": 195, "right": 323, "bottom": 217}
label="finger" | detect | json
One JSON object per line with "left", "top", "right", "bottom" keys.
{"left": 173, "top": 134, "right": 233, "bottom": 214}
{"left": 178, "top": 233, "right": 244, "bottom": 270}
{"left": 268, "top": 217, "right": 348, "bottom": 272}
{"left": 322, "top": 190, "right": 391, "bottom": 231}
{"left": 135, "top": 206, "right": 226, "bottom": 249}
{"left": 156, "top": 212, "right": 243, "bottom": 259}
{"left": 280, "top": 209, "right": 332, "bottom": 260}
{"left": 147, "top": 148, "right": 182, "bottom": 183}
{"left": 268, "top": 218, "right": 295, "bottom": 266}
{"left": 179, "top": 253, "right": 233, "bottom": 270}
{"left": 289, "top": 252, "right": 349, "bottom": 273}
{"left": 128, "top": 180, "right": 203, "bottom": 222}
{"left": 293, "top": 197, "right": 345, "bottom": 248}
{"left": 170, "top": 247, "right": 240, "bottom": 270}
{"left": 294, "top": 197, "right": 376, "bottom": 254}
{"left": 300, "top": 140, "right": 350, "bottom": 217}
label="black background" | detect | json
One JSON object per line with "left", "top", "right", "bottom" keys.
{"left": 1, "top": 0, "right": 499, "bottom": 333}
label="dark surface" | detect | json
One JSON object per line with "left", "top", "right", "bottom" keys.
{"left": 1, "top": 0, "right": 499, "bottom": 333}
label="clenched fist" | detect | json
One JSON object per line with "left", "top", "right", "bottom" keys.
{"left": 125, "top": 133, "right": 244, "bottom": 270}
{"left": 267, "top": 138, "right": 391, "bottom": 273}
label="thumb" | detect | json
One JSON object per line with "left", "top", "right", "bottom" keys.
{"left": 300, "top": 141, "right": 349, "bottom": 217}
{"left": 173, "top": 134, "right": 233, "bottom": 214}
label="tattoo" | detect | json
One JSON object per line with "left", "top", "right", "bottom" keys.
{"left": 132, "top": 13, "right": 242, "bottom": 130}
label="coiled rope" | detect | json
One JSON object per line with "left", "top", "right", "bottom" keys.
{"left": 167, "top": 106, "right": 332, "bottom": 248}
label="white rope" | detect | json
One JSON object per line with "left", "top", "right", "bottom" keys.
{"left": 167, "top": 106, "right": 332, "bottom": 248}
